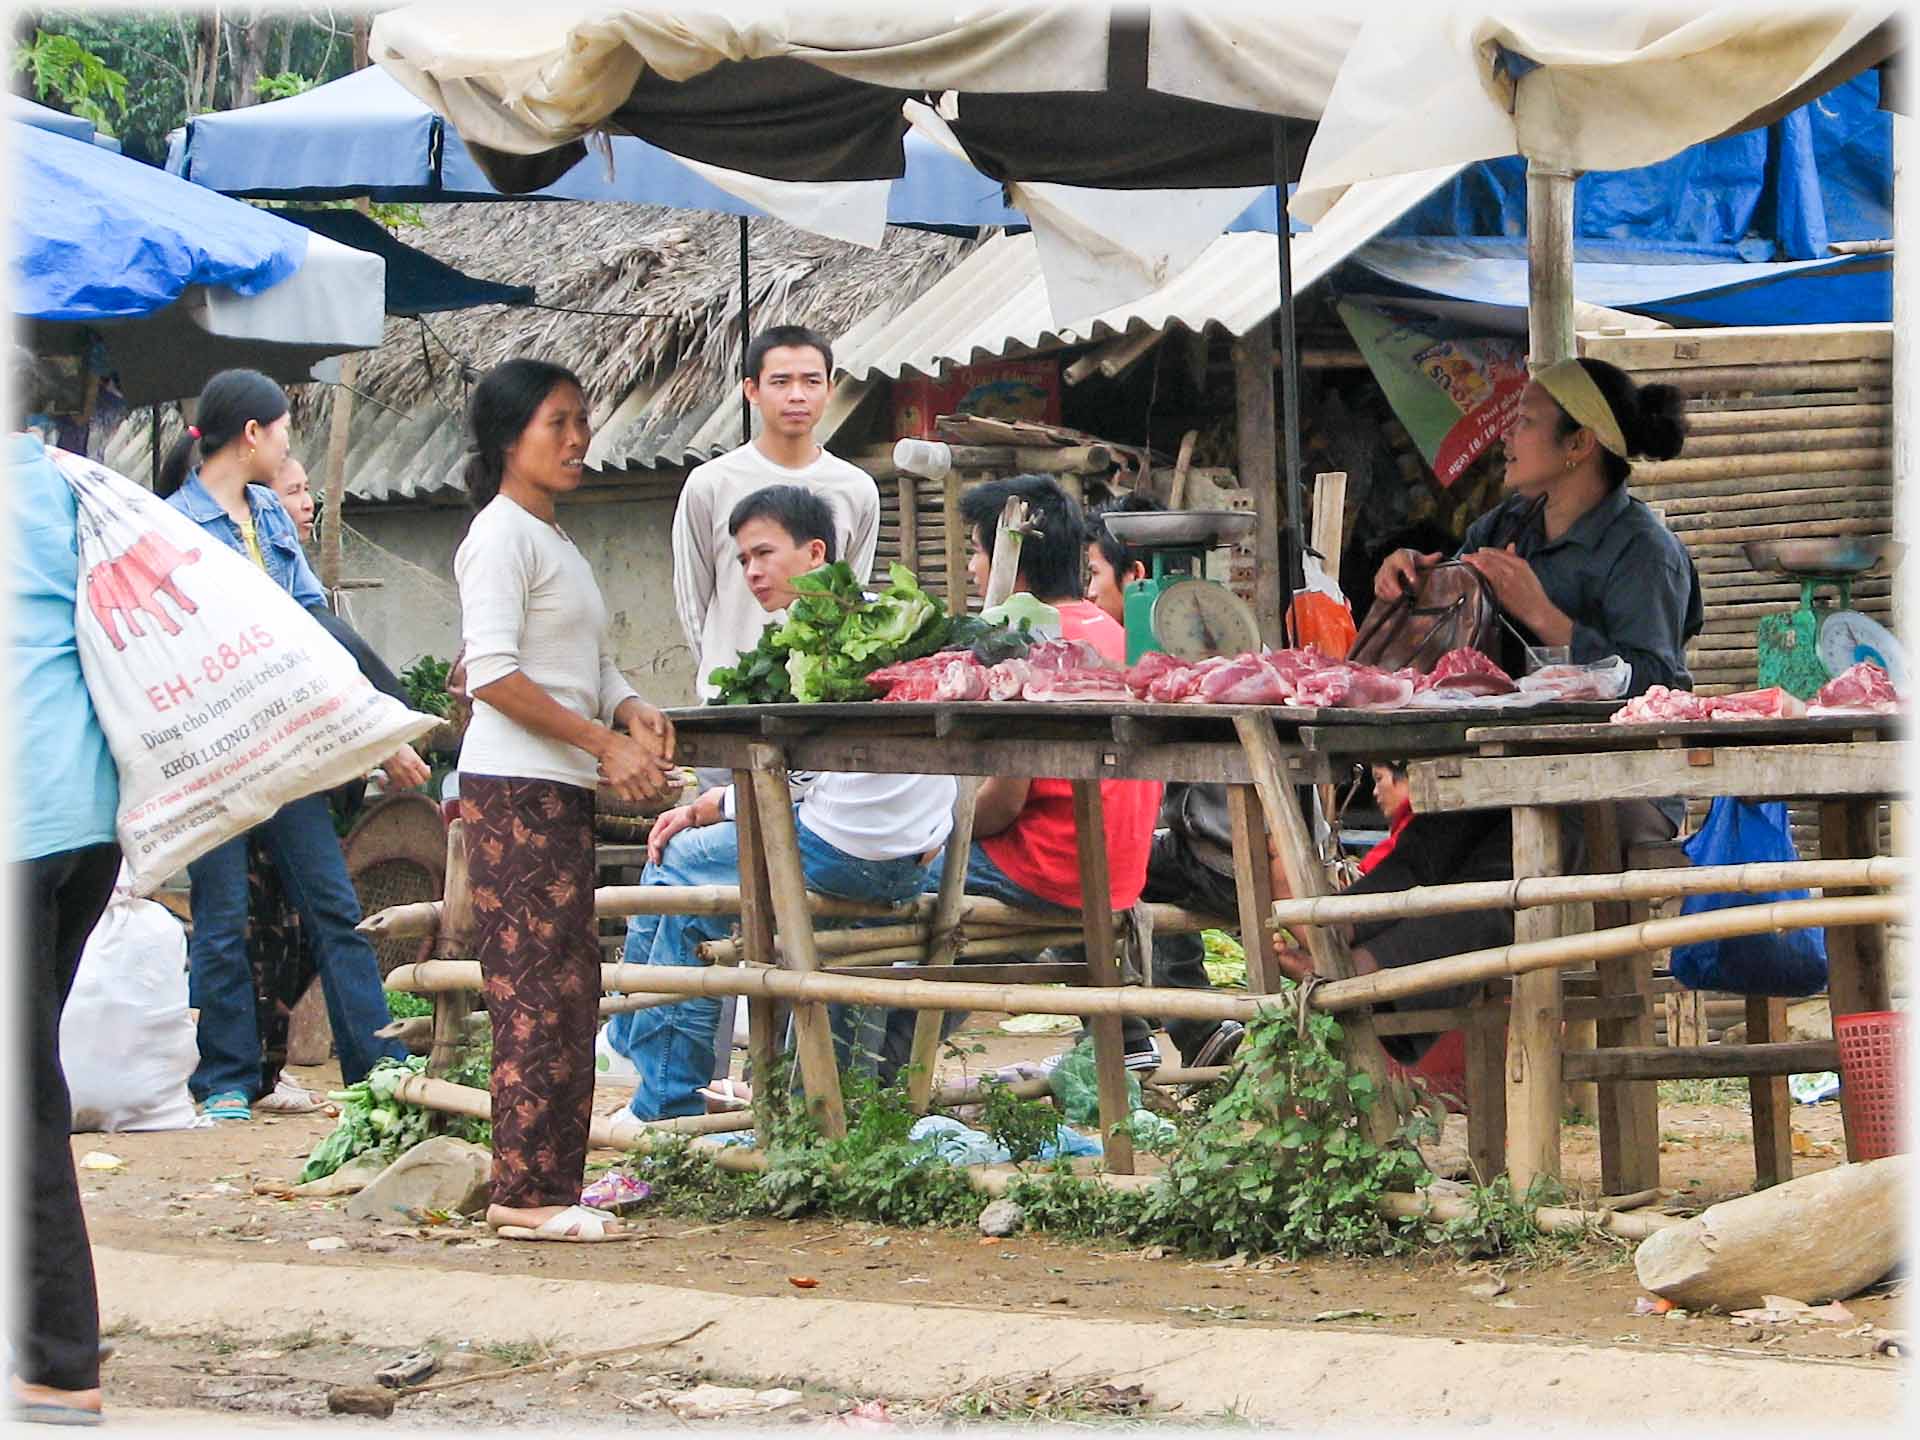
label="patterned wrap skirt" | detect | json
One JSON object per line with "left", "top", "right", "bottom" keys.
{"left": 460, "top": 774, "right": 599, "bottom": 1211}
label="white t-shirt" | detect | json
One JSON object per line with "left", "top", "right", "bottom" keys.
{"left": 724, "top": 770, "right": 958, "bottom": 864}
{"left": 673, "top": 442, "right": 879, "bottom": 700}
{"left": 454, "top": 495, "right": 640, "bottom": 789}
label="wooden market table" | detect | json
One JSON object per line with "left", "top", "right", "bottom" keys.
{"left": 667, "top": 697, "right": 1619, "bottom": 1173}
{"left": 1406, "top": 712, "right": 1906, "bottom": 1193}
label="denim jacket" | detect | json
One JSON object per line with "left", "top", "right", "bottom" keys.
{"left": 166, "top": 469, "right": 325, "bottom": 610}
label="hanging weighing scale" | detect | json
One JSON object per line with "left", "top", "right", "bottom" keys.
{"left": 1103, "top": 510, "right": 1261, "bottom": 664}
{"left": 1743, "top": 538, "right": 1906, "bottom": 698}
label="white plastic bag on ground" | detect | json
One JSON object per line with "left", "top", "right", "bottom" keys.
{"left": 61, "top": 865, "right": 202, "bottom": 1132}
{"left": 52, "top": 448, "right": 437, "bottom": 893}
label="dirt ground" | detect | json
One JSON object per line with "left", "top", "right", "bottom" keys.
{"left": 74, "top": 1014, "right": 1903, "bottom": 1428}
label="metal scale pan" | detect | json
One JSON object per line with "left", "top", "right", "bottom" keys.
{"left": 1102, "top": 509, "right": 1258, "bottom": 548}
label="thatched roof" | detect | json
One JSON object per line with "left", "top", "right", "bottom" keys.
{"left": 316, "top": 201, "right": 974, "bottom": 501}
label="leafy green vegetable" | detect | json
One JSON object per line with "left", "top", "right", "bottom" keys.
{"left": 296, "top": 1053, "right": 489, "bottom": 1183}
{"left": 707, "top": 561, "right": 1001, "bottom": 706}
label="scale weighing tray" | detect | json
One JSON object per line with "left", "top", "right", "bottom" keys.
{"left": 1102, "top": 510, "right": 1257, "bottom": 548}
{"left": 1741, "top": 537, "right": 1903, "bottom": 578}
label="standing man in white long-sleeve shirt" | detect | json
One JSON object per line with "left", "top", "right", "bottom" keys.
{"left": 611, "top": 485, "right": 954, "bottom": 1119}
{"left": 673, "top": 324, "right": 879, "bottom": 709}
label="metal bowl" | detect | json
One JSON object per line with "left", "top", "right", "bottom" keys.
{"left": 1741, "top": 537, "right": 1905, "bottom": 578}
{"left": 1100, "top": 509, "right": 1259, "bottom": 548}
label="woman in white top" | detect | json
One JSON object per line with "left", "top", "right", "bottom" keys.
{"left": 452, "top": 359, "right": 676, "bottom": 1242}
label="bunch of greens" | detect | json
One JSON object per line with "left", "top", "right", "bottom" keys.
{"left": 296, "top": 1054, "right": 489, "bottom": 1183}
{"left": 398, "top": 655, "right": 454, "bottom": 718}
{"left": 709, "top": 562, "right": 1001, "bottom": 706}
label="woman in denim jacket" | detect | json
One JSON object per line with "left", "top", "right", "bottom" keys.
{"left": 157, "top": 369, "right": 421, "bottom": 1122}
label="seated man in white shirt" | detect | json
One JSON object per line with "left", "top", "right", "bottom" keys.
{"left": 606, "top": 485, "right": 957, "bottom": 1119}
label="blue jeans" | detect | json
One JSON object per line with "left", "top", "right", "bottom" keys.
{"left": 607, "top": 816, "right": 934, "bottom": 1119}
{"left": 186, "top": 792, "right": 407, "bottom": 1100}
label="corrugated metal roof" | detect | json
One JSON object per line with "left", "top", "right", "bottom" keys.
{"left": 836, "top": 165, "right": 1465, "bottom": 383}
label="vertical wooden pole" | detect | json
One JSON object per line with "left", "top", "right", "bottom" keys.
{"left": 1526, "top": 162, "right": 1577, "bottom": 370}
{"left": 1586, "top": 804, "right": 1660, "bottom": 1195}
{"left": 1464, "top": 996, "right": 1509, "bottom": 1182}
{"left": 1071, "top": 780, "right": 1134, "bottom": 1175}
{"left": 426, "top": 817, "right": 475, "bottom": 1089}
{"left": 747, "top": 744, "right": 846, "bottom": 1139}
{"left": 1226, "top": 785, "right": 1281, "bottom": 995}
{"left": 1233, "top": 714, "right": 1396, "bottom": 1147}
{"left": 732, "top": 768, "right": 780, "bottom": 1143}
{"left": 1820, "top": 798, "right": 1892, "bottom": 1162}
{"left": 906, "top": 784, "right": 978, "bottom": 1113}
{"left": 942, "top": 468, "right": 968, "bottom": 611}
{"left": 898, "top": 473, "right": 919, "bottom": 588}
{"left": 1233, "top": 327, "right": 1285, "bottom": 649}
{"left": 1747, "top": 995, "right": 1794, "bottom": 1189}
{"left": 1506, "top": 805, "right": 1564, "bottom": 1192}
{"left": 319, "top": 353, "right": 359, "bottom": 591}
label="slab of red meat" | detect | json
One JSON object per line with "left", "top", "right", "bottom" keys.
{"left": 986, "top": 658, "right": 1033, "bottom": 701}
{"left": 1025, "top": 638, "right": 1114, "bottom": 672}
{"left": 868, "top": 653, "right": 953, "bottom": 702}
{"left": 1154, "top": 654, "right": 1233, "bottom": 703}
{"left": 1705, "top": 687, "right": 1807, "bottom": 721}
{"left": 1812, "top": 660, "right": 1899, "bottom": 712}
{"left": 1610, "top": 685, "right": 1713, "bottom": 724}
{"left": 1291, "top": 664, "right": 1413, "bottom": 710}
{"left": 1419, "top": 647, "right": 1516, "bottom": 695}
{"left": 1196, "top": 653, "right": 1290, "bottom": 705}
{"left": 1124, "top": 651, "right": 1186, "bottom": 698}
{"left": 1022, "top": 668, "right": 1133, "bottom": 702}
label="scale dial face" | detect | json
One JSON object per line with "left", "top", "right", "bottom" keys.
{"left": 1150, "top": 578, "right": 1260, "bottom": 660}
{"left": 1818, "top": 609, "right": 1907, "bottom": 687}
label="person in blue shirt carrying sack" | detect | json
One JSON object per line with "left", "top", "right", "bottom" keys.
{"left": 156, "top": 369, "right": 425, "bottom": 1124}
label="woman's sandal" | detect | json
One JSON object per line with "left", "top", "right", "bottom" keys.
{"left": 492, "top": 1205, "right": 640, "bottom": 1244}
{"left": 698, "top": 1079, "right": 753, "bottom": 1112}
{"left": 201, "top": 1090, "right": 252, "bottom": 1122}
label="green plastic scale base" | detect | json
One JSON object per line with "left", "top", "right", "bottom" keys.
{"left": 1122, "top": 547, "right": 1205, "bottom": 664}
{"left": 1754, "top": 576, "right": 1851, "bottom": 700}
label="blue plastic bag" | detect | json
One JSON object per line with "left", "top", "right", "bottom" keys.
{"left": 1669, "top": 799, "right": 1828, "bottom": 996}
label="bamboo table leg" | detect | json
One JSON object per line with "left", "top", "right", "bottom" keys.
{"left": 1232, "top": 714, "right": 1396, "bottom": 1147}
{"left": 1507, "top": 805, "right": 1565, "bottom": 1193}
{"left": 907, "top": 781, "right": 979, "bottom": 1112}
{"left": 1071, "top": 780, "right": 1134, "bottom": 1175}
{"left": 426, "top": 816, "right": 475, "bottom": 1095}
{"left": 1463, "top": 995, "right": 1508, "bottom": 1182}
{"left": 1748, "top": 995, "right": 1794, "bottom": 1188}
{"left": 1819, "top": 798, "right": 1892, "bottom": 1161}
{"left": 1227, "top": 785, "right": 1281, "bottom": 995}
{"left": 746, "top": 745, "right": 847, "bottom": 1139}
{"left": 731, "top": 770, "right": 781, "bottom": 1145}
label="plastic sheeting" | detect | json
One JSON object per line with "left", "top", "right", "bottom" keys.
{"left": 13, "top": 120, "right": 304, "bottom": 321}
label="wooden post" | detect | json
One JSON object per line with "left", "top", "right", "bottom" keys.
{"left": 942, "top": 467, "right": 968, "bottom": 610}
{"left": 1587, "top": 805, "right": 1661, "bottom": 1196}
{"left": 745, "top": 748, "right": 846, "bottom": 1138}
{"left": 1232, "top": 713, "right": 1396, "bottom": 1147}
{"left": 1506, "top": 805, "right": 1565, "bottom": 1192}
{"left": 425, "top": 817, "right": 475, "bottom": 1104}
{"left": 1747, "top": 995, "right": 1794, "bottom": 1188}
{"left": 1232, "top": 325, "right": 1285, "bottom": 648}
{"left": 898, "top": 473, "right": 918, "bottom": 587}
{"left": 1464, "top": 995, "right": 1509, "bottom": 1182}
{"left": 1820, "top": 797, "right": 1891, "bottom": 1162}
{"left": 1309, "top": 470, "right": 1347, "bottom": 574}
{"left": 319, "top": 352, "right": 360, "bottom": 590}
{"left": 1071, "top": 779, "right": 1134, "bottom": 1175}
{"left": 732, "top": 768, "right": 781, "bottom": 1142}
{"left": 1226, "top": 785, "right": 1281, "bottom": 994}
{"left": 1526, "top": 163, "right": 1576, "bottom": 369}
{"left": 906, "top": 784, "right": 977, "bottom": 1112}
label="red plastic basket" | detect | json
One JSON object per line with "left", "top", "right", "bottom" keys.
{"left": 1834, "top": 1011, "right": 1907, "bottom": 1162}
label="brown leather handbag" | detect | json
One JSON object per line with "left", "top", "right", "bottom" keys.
{"left": 1347, "top": 561, "right": 1499, "bottom": 674}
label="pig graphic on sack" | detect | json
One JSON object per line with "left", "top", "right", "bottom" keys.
{"left": 86, "top": 531, "right": 202, "bottom": 650}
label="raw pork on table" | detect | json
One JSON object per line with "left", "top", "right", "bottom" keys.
{"left": 1810, "top": 660, "right": 1901, "bottom": 714}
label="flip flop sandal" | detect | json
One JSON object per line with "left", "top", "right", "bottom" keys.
{"left": 201, "top": 1091, "right": 252, "bottom": 1122}
{"left": 493, "top": 1205, "right": 640, "bottom": 1244}
{"left": 698, "top": 1080, "right": 753, "bottom": 1112}
{"left": 254, "top": 1080, "right": 325, "bottom": 1115}
{"left": 8, "top": 1401, "right": 103, "bottom": 1427}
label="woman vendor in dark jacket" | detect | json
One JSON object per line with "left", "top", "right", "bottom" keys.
{"left": 1276, "top": 357, "right": 1703, "bottom": 1047}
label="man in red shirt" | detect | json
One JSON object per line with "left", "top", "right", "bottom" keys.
{"left": 872, "top": 476, "right": 1165, "bottom": 1079}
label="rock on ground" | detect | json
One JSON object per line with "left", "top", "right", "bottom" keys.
{"left": 344, "top": 1137, "right": 491, "bottom": 1223}
{"left": 978, "top": 1198, "right": 1025, "bottom": 1237}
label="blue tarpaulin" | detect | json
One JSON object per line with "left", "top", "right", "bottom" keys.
{"left": 9, "top": 94, "right": 123, "bottom": 151}
{"left": 12, "top": 121, "right": 305, "bottom": 322}
{"left": 1383, "top": 72, "right": 1890, "bottom": 262}
{"left": 1343, "top": 237, "right": 1892, "bottom": 329}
